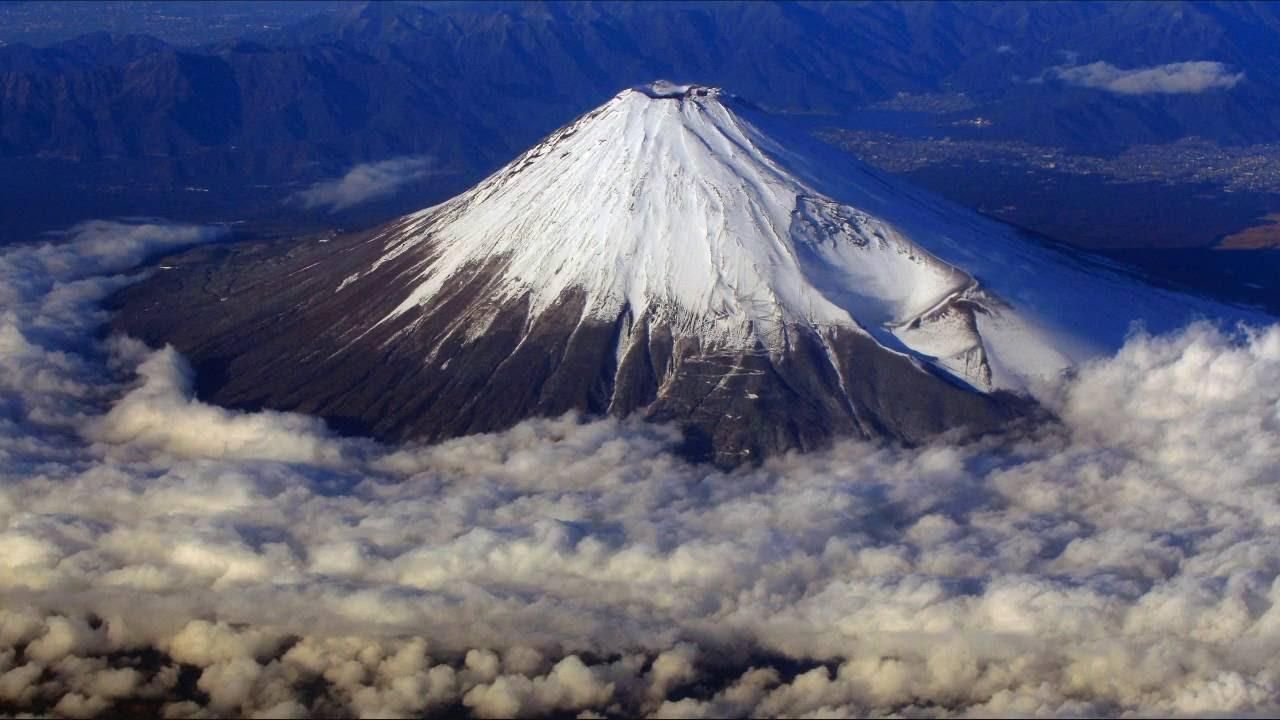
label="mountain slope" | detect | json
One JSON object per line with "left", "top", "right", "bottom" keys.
{"left": 111, "top": 83, "right": 1261, "bottom": 464}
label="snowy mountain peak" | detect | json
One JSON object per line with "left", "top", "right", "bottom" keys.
{"left": 633, "top": 80, "right": 723, "bottom": 100}
{"left": 337, "top": 82, "right": 1257, "bottom": 396}
{"left": 119, "top": 83, "right": 1265, "bottom": 464}
{"left": 355, "top": 79, "right": 1007, "bottom": 388}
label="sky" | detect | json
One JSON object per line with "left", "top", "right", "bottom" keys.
{"left": 1, "top": 220, "right": 1279, "bottom": 717}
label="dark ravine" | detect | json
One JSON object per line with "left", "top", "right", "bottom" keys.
{"left": 109, "top": 225, "right": 1033, "bottom": 467}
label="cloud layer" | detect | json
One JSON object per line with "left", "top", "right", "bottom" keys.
{"left": 294, "top": 156, "right": 437, "bottom": 212}
{"left": 1054, "top": 60, "right": 1245, "bottom": 95}
{"left": 1, "top": 221, "right": 1279, "bottom": 717}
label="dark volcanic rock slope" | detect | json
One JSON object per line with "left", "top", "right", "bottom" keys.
{"left": 112, "top": 217, "right": 1027, "bottom": 465}
{"left": 113, "top": 83, "right": 1246, "bottom": 464}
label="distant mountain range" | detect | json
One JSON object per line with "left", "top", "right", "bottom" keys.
{"left": 7, "top": 1, "right": 1280, "bottom": 156}
{"left": 2, "top": 1, "right": 1279, "bottom": 242}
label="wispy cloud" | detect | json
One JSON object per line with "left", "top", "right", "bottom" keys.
{"left": 1, "top": 221, "right": 1279, "bottom": 716}
{"left": 293, "top": 155, "right": 436, "bottom": 212}
{"left": 1054, "top": 60, "right": 1245, "bottom": 95}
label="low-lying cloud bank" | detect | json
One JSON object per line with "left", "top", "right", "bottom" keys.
{"left": 293, "top": 156, "right": 437, "bottom": 212}
{"left": 1, "top": 221, "right": 1279, "bottom": 717}
{"left": 1054, "top": 60, "right": 1245, "bottom": 95}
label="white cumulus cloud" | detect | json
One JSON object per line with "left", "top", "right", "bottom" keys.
{"left": 293, "top": 156, "right": 437, "bottom": 212}
{"left": 0, "top": 220, "right": 1278, "bottom": 716}
{"left": 1054, "top": 60, "right": 1245, "bottom": 95}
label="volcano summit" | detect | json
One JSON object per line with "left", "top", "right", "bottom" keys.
{"left": 113, "top": 82, "right": 1252, "bottom": 464}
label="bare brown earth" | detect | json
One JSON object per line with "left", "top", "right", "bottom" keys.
{"left": 1218, "top": 214, "right": 1280, "bottom": 249}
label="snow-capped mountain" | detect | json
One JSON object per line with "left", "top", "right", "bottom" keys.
{"left": 113, "top": 82, "right": 1261, "bottom": 464}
